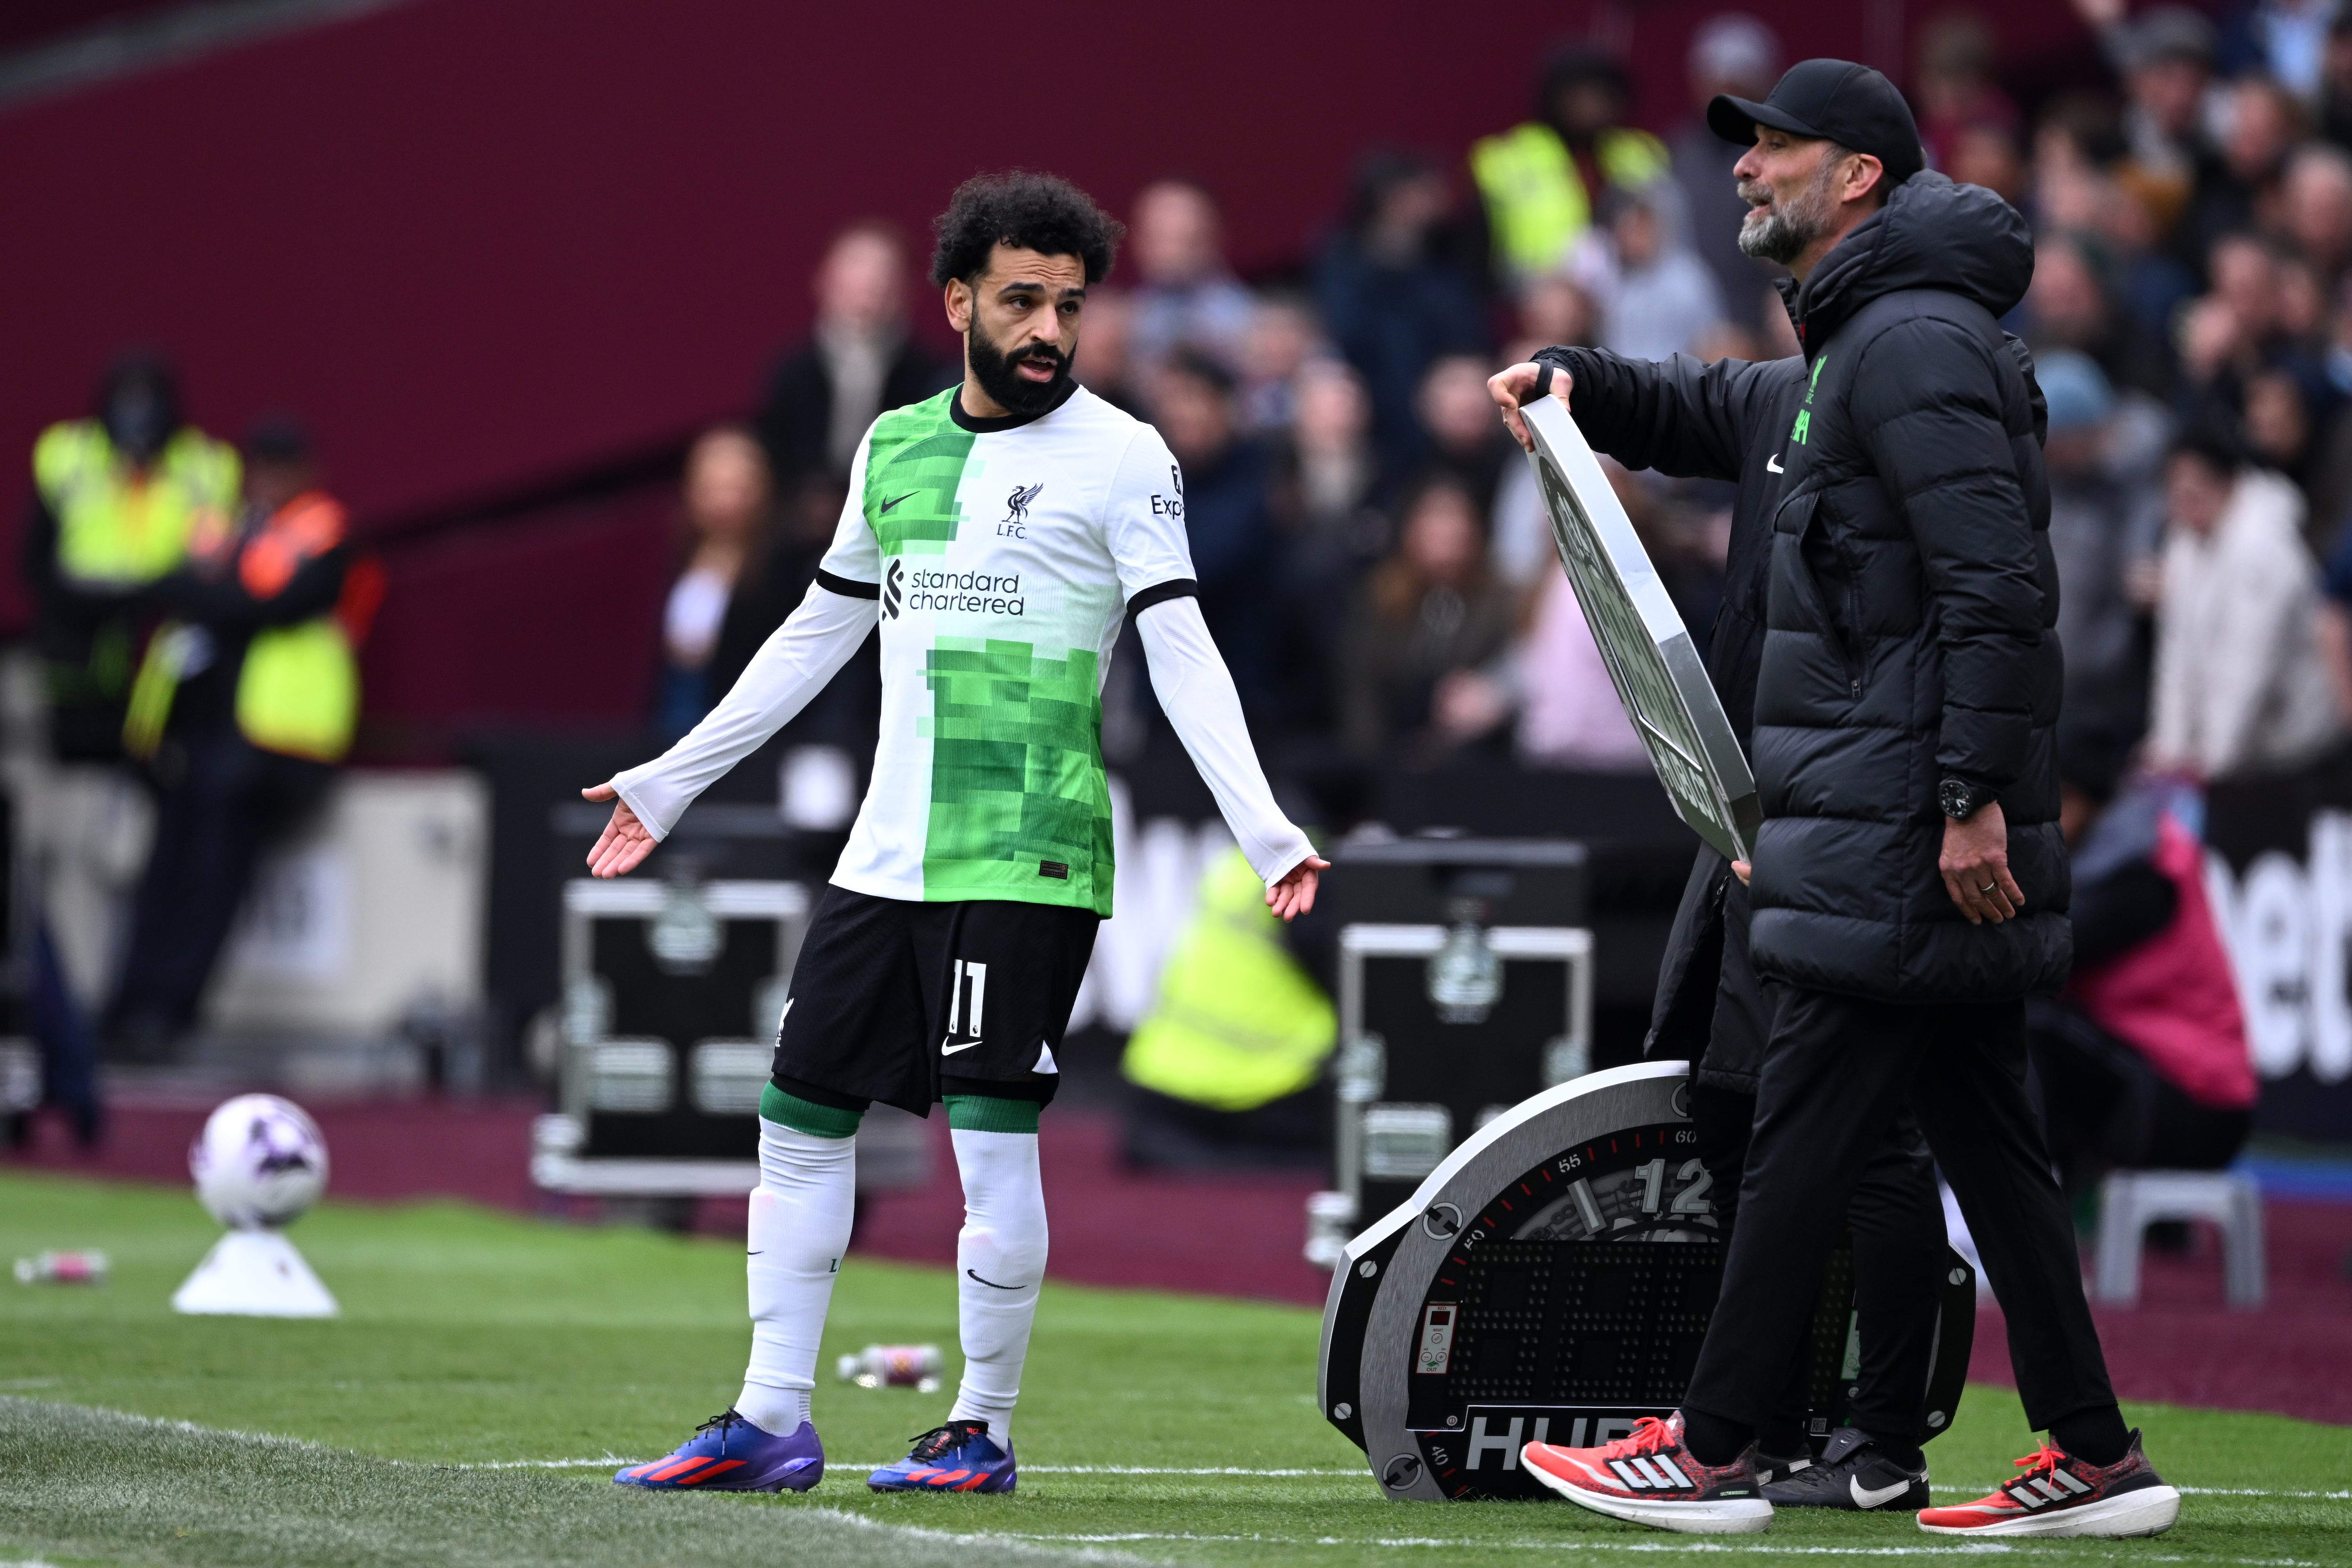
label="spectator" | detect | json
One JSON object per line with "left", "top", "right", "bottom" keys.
{"left": 1071, "top": 285, "right": 1142, "bottom": 413}
{"left": 1336, "top": 473, "right": 1515, "bottom": 759}
{"left": 1565, "top": 184, "right": 1727, "bottom": 361}
{"left": 2219, "top": 0, "right": 2343, "bottom": 105}
{"left": 1153, "top": 350, "right": 1284, "bottom": 720}
{"left": 1913, "top": 12, "right": 2022, "bottom": 172}
{"left": 756, "top": 222, "right": 949, "bottom": 513}
{"left": 2027, "top": 724, "right": 2255, "bottom": 1203}
{"left": 26, "top": 353, "right": 238, "bottom": 763}
{"left": 2146, "top": 427, "right": 2343, "bottom": 779}
{"left": 2025, "top": 233, "right": 2175, "bottom": 398}
{"left": 2074, "top": 1, "right": 2217, "bottom": 243}
{"left": 2173, "top": 232, "right": 2289, "bottom": 428}
{"left": 1271, "top": 358, "right": 1384, "bottom": 606}
{"left": 653, "top": 427, "right": 775, "bottom": 742}
{"left": 1126, "top": 179, "right": 1257, "bottom": 373}
{"left": 1504, "top": 272, "right": 1597, "bottom": 365}
{"left": 1949, "top": 121, "right": 2030, "bottom": 209}
{"left": 1313, "top": 148, "right": 1488, "bottom": 477}
{"left": 1516, "top": 568, "right": 1647, "bottom": 771}
{"left": 2244, "top": 365, "right": 2322, "bottom": 490}
{"left": 2320, "top": 9, "right": 2352, "bottom": 147}
{"left": 2179, "top": 74, "right": 2306, "bottom": 273}
{"left": 2283, "top": 140, "right": 2352, "bottom": 280}
{"left": 1237, "top": 292, "right": 1322, "bottom": 433}
{"left": 106, "top": 420, "right": 375, "bottom": 1062}
{"left": 1470, "top": 47, "right": 1671, "bottom": 286}
{"left": 2039, "top": 350, "right": 2168, "bottom": 739}
{"left": 1416, "top": 353, "right": 1518, "bottom": 521}
{"left": 1667, "top": 14, "right": 1784, "bottom": 334}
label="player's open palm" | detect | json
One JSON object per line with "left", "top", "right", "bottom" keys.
{"left": 581, "top": 783, "right": 655, "bottom": 878}
{"left": 1267, "top": 854, "right": 1331, "bottom": 922}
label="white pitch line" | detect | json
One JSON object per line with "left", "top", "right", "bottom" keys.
{"left": 977, "top": 1535, "right": 2328, "bottom": 1565}
{"left": 491, "top": 1457, "right": 2350, "bottom": 1500}
{"left": 1939, "top": 1482, "right": 2350, "bottom": 1501}
{"left": 445, "top": 1456, "right": 641, "bottom": 1470}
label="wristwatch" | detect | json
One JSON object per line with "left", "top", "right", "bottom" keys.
{"left": 1939, "top": 777, "right": 1993, "bottom": 821}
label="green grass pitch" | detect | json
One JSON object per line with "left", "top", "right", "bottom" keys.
{"left": 1, "top": 1170, "right": 2345, "bottom": 1567}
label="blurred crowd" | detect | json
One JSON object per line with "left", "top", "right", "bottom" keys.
{"left": 32, "top": 5, "right": 2352, "bottom": 1120}
{"left": 654, "top": 2, "right": 2352, "bottom": 804}
{"left": 657, "top": 25, "right": 1808, "bottom": 787}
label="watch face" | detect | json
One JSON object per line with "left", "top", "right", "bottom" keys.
{"left": 1940, "top": 780, "right": 1972, "bottom": 817}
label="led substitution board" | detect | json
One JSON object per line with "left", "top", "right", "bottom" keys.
{"left": 1520, "top": 398, "right": 1761, "bottom": 864}
{"left": 1317, "top": 1062, "right": 1975, "bottom": 1502}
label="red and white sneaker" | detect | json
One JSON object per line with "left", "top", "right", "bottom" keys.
{"left": 1918, "top": 1431, "right": 2180, "bottom": 1538}
{"left": 1521, "top": 1412, "right": 1772, "bottom": 1535}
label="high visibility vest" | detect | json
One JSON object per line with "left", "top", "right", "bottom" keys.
{"left": 32, "top": 421, "right": 239, "bottom": 587}
{"left": 1470, "top": 121, "right": 1671, "bottom": 278}
{"left": 124, "top": 492, "right": 365, "bottom": 764}
{"left": 1121, "top": 848, "right": 1337, "bottom": 1113}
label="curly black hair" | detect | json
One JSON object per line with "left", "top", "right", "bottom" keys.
{"left": 929, "top": 170, "right": 1124, "bottom": 287}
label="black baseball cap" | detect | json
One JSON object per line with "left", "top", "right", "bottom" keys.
{"left": 1708, "top": 58, "right": 1925, "bottom": 188}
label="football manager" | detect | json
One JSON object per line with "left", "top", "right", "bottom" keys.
{"left": 1491, "top": 60, "right": 2179, "bottom": 1539}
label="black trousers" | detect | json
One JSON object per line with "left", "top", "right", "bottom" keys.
{"left": 1688, "top": 1081, "right": 1947, "bottom": 1449}
{"left": 108, "top": 734, "right": 334, "bottom": 1045}
{"left": 1684, "top": 988, "right": 2117, "bottom": 1435}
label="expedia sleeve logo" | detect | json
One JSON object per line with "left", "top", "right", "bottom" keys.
{"left": 883, "top": 558, "right": 905, "bottom": 618}
{"left": 1150, "top": 463, "right": 1185, "bottom": 521}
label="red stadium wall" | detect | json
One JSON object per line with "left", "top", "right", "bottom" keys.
{"left": 0, "top": 0, "right": 2100, "bottom": 733}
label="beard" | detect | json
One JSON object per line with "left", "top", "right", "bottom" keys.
{"left": 968, "top": 323, "right": 1073, "bottom": 415}
{"left": 1736, "top": 153, "right": 1844, "bottom": 266}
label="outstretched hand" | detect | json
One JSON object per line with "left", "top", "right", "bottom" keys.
{"left": 1267, "top": 854, "right": 1331, "bottom": 922}
{"left": 581, "top": 783, "right": 656, "bottom": 879}
{"left": 1488, "top": 361, "right": 1573, "bottom": 454}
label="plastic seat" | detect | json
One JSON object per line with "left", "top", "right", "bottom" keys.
{"left": 2091, "top": 1169, "right": 2265, "bottom": 1309}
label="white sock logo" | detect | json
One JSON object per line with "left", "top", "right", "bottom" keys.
{"left": 942, "top": 960, "right": 988, "bottom": 1054}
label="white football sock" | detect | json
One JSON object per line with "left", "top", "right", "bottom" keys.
{"left": 946, "top": 1128, "right": 1046, "bottom": 1449}
{"left": 736, "top": 1119, "right": 855, "bottom": 1436}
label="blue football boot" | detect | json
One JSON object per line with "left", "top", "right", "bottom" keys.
{"left": 614, "top": 1408, "right": 823, "bottom": 1493}
{"left": 866, "top": 1419, "right": 1016, "bottom": 1493}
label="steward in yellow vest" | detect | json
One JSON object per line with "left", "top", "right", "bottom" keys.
{"left": 103, "top": 421, "right": 382, "bottom": 1060}
{"left": 25, "top": 356, "right": 238, "bottom": 761}
{"left": 1470, "top": 48, "right": 1671, "bottom": 282}
{"left": 1121, "top": 846, "right": 1337, "bottom": 1166}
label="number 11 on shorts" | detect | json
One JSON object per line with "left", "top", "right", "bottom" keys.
{"left": 943, "top": 959, "right": 988, "bottom": 1051}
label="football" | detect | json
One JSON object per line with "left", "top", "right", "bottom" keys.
{"left": 190, "top": 1095, "right": 330, "bottom": 1230}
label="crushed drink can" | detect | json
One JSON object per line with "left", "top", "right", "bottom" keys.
{"left": 835, "top": 1342, "right": 941, "bottom": 1392}
{"left": 14, "top": 1250, "right": 108, "bottom": 1285}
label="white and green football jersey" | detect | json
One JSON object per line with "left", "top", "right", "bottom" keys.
{"left": 817, "top": 384, "right": 1193, "bottom": 917}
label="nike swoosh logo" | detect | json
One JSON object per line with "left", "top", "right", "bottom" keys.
{"left": 1766, "top": 454, "right": 1785, "bottom": 473}
{"left": 1851, "top": 1474, "right": 1915, "bottom": 1509}
{"left": 940, "top": 1038, "right": 981, "bottom": 1055}
{"left": 879, "top": 491, "right": 919, "bottom": 514}
{"left": 965, "top": 1268, "right": 1026, "bottom": 1291}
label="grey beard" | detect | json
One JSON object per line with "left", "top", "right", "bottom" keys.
{"left": 1736, "top": 153, "right": 1849, "bottom": 266}
{"left": 1738, "top": 205, "right": 1815, "bottom": 265}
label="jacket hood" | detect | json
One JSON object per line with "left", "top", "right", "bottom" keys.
{"left": 1779, "top": 172, "right": 2034, "bottom": 354}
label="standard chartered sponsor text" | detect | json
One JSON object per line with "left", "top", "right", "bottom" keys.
{"left": 906, "top": 567, "right": 1025, "bottom": 616}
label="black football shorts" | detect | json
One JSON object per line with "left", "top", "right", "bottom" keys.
{"left": 770, "top": 884, "right": 1100, "bottom": 1115}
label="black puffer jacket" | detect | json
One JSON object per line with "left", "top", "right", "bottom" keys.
{"left": 1748, "top": 172, "right": 2067, "bottom": 1001}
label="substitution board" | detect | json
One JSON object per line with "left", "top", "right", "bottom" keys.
{"left": 1521, "top": 398, "right": 1760, "bottom": 863}
{"left": 1317, "top": 1061, "right": 1976, "bottom": 1502}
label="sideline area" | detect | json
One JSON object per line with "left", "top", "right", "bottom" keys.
{"left": 2, "top": 1172, "right": 2347, "bottom": 1567}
